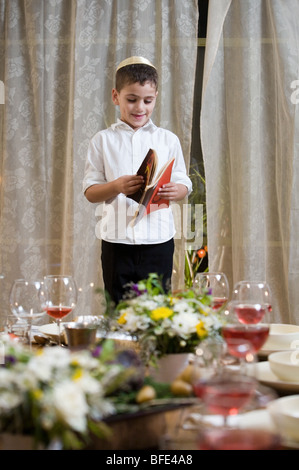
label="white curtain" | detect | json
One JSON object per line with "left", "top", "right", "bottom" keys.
{"left": 201, "top": 0, "right": 299, "bottom": 323}
{"left": 0, "top": 0, "right": 198, "bottom": 319}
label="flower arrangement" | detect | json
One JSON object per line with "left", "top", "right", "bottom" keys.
{"left": 0, "top": 336, "right": 139, "bottom": 449}
{"left": 111, "top": 273, "right": 224, "bottom": 365}
{"left": 185, "top": 245, "right": 208, "bottom": 288}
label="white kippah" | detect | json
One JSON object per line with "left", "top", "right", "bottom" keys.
{"left": 116, "top": 56, "right": 156, "bottom": 72}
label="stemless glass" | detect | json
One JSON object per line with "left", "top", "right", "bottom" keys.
{"left": 193, "top": 272, "right": 229, "bottom": 311}
{"left": 10, "top": 279, "right": 45, "bottom": 349}
{"left": 40, "top": 275, "right": 77, "bottom": 346}
{"left": 232, "top": 281, "right": 272, "bottom": 323}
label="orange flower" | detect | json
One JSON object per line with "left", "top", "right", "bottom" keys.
{"left": 197, "top": 248, "right": 206, "bottom": 259}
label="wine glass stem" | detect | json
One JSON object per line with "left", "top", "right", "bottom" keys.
{"left": 57, "top": 319, "right": 61, "bottom": 346}
{"left": 28, "top": 318, "right": 32, "bottom": 351}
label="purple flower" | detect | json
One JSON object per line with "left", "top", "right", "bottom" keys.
{"left": 131, "top": 284, "right": 145, "bottom": 296}
{"left": 91, "top": 345, "right": 102, "bottom": 358}
{"left": 3, "top": 355, "right": 17, "bottom": 366}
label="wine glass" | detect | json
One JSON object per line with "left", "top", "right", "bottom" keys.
{"left": 193, "top": 272, "right": 229, "bottom": 311}
{"left": 232, "top": 281, "right": 272, "bottom": 323}
{"left": 222, "top": 301, "right": 270, "bottom": 356}
{"left": 193, "top": 350, "right": 279, "bottom": 449}
{"left": 40, "top": 275, "right": 77, "bottom": 346}
{"left": 10, "top": 279, "right": 45, "bottom": 349}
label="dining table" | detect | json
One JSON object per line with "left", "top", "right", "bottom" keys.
{"left": 6, "top": 321, "right": 299, "bottom": 451}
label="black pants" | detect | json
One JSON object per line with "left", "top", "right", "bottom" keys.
{"left": 101, "top": 239, "right": 174, "bottom": 305}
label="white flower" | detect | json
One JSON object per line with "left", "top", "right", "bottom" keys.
{"left": 172, "top": 299, "right": 194, "bottom": 315}
{"left": 204, "top": 314, "right": 223, "bottom": 331}
{"left": 14, "top": 368, "right": 39, "bottom": 391}
{"left": 169, "top": 311, "right": 200, "bottom": 336}
{"left": 88, "top": 396, "right": 115, "bottom": 421}
{"left": 70, "top": 350, "right": 99, "bottom": 370}
{"left": 75, "top": 371, "right": 102, "bottom": 395}
{"left": 119, "top": 309, "right": 150, "bottom": 332}
{"left": 27, "top": 347, "right": 71, "bottom": 381}
{"left": 52, "top": 380, "right": 89, "bottom": 433}
{"left": 0, "top": 391, "right": 22, "bottom": 411}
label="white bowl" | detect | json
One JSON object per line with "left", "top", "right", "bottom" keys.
{"left": 268, "top": 395, "right": 299, "bottom": 442}
{"left": 262, "top": 323, "right": 299, "bottom": 351}
{"left": 269, "top": 350, "right": 299, "bottom": 382}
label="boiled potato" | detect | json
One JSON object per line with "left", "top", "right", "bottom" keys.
{"left": 171, "top": 379, "right": 193, "bottom": 396}
{"left": 177, "top": 364, "right": 199, "bottom": 384}
{"left": 136, "top": 385, "right": 156, "bottom": 403}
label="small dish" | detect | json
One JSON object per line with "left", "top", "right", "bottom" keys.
{"left": 268, "top": 350, "right": 299, "bottom": 382}
{"left": 261, "top": 323, "right": 299, "bottom": 351}
{"left": 250, "top": 361, "right": 299, "bottom": 393}
{"left": 267, "top": 395, "right": 299, "bottom": 443}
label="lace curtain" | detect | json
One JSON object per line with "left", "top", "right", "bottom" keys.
{"left": 201, "top": 0, "right": 299, "bottom": 323}
{"left": 0, "top": 0, "right": 198, "bottom": 317}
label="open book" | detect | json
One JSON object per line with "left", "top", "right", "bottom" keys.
{"left": 127, "top": 148, "right": 175, "bottom": 225}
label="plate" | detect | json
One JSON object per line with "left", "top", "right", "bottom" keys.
{"left": 238, "top": 408, "right": 299, "bottom": 449}
{"left": 252, "top": 361, "right": 299, "bottom": 392}
{"left": 259, "top": 324, "right": 299, "bottom": 357}
{"left": 238, "top": 409, "right": 275, "bottom": 431}
{"left": 39, "top": 323, "right": 68, "bottom": 342}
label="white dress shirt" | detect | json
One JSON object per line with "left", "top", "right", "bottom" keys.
{"left": 83, "top": 119, "right": 192, "bottom": 245}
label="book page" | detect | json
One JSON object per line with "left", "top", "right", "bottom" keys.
{"left": 127, "top": 149, "right": 157, "bottom": 203}
{"left": 131, "top": 157, "right": 175, "bottom": 225}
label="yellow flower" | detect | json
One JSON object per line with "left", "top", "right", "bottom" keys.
{"left": 72, "top": 368, "right": 83, "bottom": 381}
{"left": 196, "top": 321, "right": 208, "bottom": 339}
{"left": 151, "top": 307, "right": 173, "bottom": 321}
{"left": 118, "top": 312, "right": 127, "bottom": 324}
{"left": 198, "top": 305, "right": 209, "bottom": 316}
{"left": 32, "top": 389, "right": 43, "bottom": 400}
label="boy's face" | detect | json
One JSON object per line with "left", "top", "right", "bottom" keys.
{"left": 112, "top": 81, "right": 157, "bottom": 130}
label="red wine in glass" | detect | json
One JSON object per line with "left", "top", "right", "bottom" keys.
{"left": 222, "top": 324, "right": 270, "bottom": 354}
{"left": 234, "top": 303, "right": 267, "bottom": 324}
{"left": 212, "top": 297, "right": 228, "bottom": 310}
{"left": 193, "top": 374, "right": 256, "bottom": 417}
{"left": 232, "top": 281, "right": 272, "bottom": 319}
{"left": 41, "top": 275, "right": 77, "bottom": 346}
{"left": 46, "top": 306, "right": 73, "bottom": 320}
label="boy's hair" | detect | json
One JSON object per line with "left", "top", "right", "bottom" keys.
{"left": 115, "top": 64, "right": 158, "bottom": 92}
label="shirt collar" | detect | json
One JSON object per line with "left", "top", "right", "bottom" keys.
{"left": 111, "top": 118, "right": 156, "bottom": 132}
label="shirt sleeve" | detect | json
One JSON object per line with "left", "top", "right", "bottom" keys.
{"left": 170, "top": 135, "right": 193, "bottom": 195}
{"left": 82, "top": 134, "right": 106, "bottom": 194}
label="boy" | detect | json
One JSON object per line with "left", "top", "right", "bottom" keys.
{"left": 83, "top": 56, "right": 192, "bottom": 304}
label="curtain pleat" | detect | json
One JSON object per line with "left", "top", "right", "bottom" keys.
{"left": 201, "top": 0, "right": 299, "bottom": 322}
{"left": 0, "top": 0, "right": 198, "bottom": 318}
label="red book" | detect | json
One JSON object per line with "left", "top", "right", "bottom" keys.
{"left": 127, "top": 148, "right": 175, "bottom": 225}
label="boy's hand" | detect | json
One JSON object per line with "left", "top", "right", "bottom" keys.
{"left": 158, "top": 182, "right": 188, "bottom": 201}
{"left": 117, "top": 175, "right": 144, "bottom": 196}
